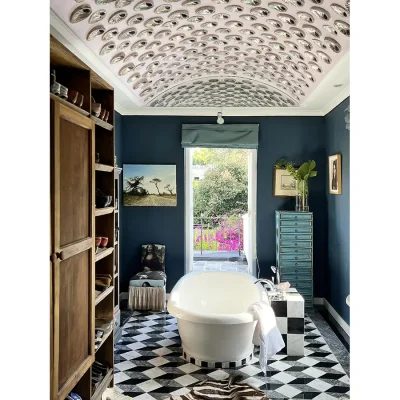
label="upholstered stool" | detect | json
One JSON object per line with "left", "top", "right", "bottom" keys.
{"left": 128, "top": 244, "right": 166, "bottom": 312}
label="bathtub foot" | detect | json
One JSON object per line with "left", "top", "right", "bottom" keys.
{"left": 182, "top": 347, "right": 254, "bottom": 369}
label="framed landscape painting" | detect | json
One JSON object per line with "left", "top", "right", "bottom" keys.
{"left": 329, "top": 154, "right": 342, "bottom": 194}
{"left": 123, "top": 164, "right": 177, "bottom": 206}
{"left": 273, "top": 168, "right": 297, "bottom": 197}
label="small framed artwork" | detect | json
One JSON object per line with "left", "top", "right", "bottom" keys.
{"left": 123, "top": 164, "right": 177, "bottom": 206}
{"left": 273, "top": 168, "right": 297, "bottom": 197}
{"left": 329, "top": 154, "right": 342, "bottom": 194}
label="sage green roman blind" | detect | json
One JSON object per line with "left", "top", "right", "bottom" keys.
{"left": 181, "top": 124, "right": 259, "bottom": 149}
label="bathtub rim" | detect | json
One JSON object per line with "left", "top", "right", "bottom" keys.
{"left": 167, "top": 270, "right": 268, "bottom": 325}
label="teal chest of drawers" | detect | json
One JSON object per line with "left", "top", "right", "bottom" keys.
{"left": 276, "top": 211, "right": 313, "bottom": 309}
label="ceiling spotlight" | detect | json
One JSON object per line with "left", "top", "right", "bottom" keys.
{"left": 217, "top": 112, "right": 224, "bottom": 125}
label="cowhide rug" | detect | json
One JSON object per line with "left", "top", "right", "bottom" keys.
{"left": 170, "top": 375, "right": 269, "bottom": 400}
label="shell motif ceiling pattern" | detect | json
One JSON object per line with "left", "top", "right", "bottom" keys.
{"left": 51, "top": 0, "right": 350, "bottom": 108}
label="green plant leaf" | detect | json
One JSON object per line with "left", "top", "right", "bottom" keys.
{"left": 309, "top": 171, "right": 317, "bottom": 177}
{"left": 297, "top": 162, "right": 309, "bottom": 179}
{"left": 309, "top": 160, "right": 316, "bottom": 171}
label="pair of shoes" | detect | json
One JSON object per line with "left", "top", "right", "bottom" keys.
{"left": 95, "top": 274, "right": 112, "bottom": 291}
{"left": 93, "top": 360, "right": 109, "bottom": 374}
{"left": 67, "top": 393, "right": 82, "bottom": 400}
{"left": 102, "top": 387, "right": 133, "bottom": 400}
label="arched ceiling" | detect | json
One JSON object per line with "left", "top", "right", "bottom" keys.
{"left": 50, "top": 0, "right": 350, "bottom": 110}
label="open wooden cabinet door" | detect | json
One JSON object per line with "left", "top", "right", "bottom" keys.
{"left": 50, "top": 100, "right": 95, "bottom": 400}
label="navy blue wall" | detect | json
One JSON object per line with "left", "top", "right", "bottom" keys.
{"left": 325, "top": 98, "right": 350, "bottom": 325}
{"left": 118, "top": 115, "right": 327, "bottom": 295}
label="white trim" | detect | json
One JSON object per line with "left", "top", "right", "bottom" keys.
{"left": 320, "top": 85, "right": 350, "bottom": 116}
{"left": 184, "top": 148, "right": 194, "bottom": 275}
{"left": 313, "top": 297, "right": 324, "bottom": 305}
{"left": 247, "top": 150, "right": 258, "bottom": 277}
{"left": 116, "top": 106, "right": 325, "bottom": 117}
{"left": 323, "top": 298, "right": 350, "bottom": 337}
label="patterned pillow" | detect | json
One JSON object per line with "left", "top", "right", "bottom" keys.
{"left": 141, "top": 244, "right": 165, "bottom": 272}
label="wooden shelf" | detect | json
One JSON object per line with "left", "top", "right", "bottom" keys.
{"left": 91, "top": 368, "right": 113, "bottom": 400}
{"left": 95, "top": 286, "right": 114, "bottom": 306}
{"left": 50, "top": 93, "right": 89, "bottom": 116}
{"left": 95, "top": 163, "right": 114, "bottom": 172}
{"left": 95, "top": 207, "right": 114, "bottom": 216}
{"left": 95, "top": 328, "right": 113, "bottom": 354}
{"left": 90, "top": 115, "right": 113, "bottom": 131}
{"left": 95, "top": 247, "right": 114, "bottom": 262}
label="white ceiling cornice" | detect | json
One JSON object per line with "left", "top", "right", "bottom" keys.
{"left": 115, "top": 106, "right": 324, "bottom": 116}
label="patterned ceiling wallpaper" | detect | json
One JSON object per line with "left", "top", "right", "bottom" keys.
{"left": 51, "top": 0, "right": 350, "bottom": 107}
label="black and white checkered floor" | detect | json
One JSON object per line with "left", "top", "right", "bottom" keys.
{"left": 114, "top": 311, "right": 350, "bottom": 400}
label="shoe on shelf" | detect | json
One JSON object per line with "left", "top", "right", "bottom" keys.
{"left": 102, "top": 387, "right": 133, "bottom": 400}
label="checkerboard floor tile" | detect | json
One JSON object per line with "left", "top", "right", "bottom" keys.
{"left": 115, "top": 312, "right": 349, "bottom": 400}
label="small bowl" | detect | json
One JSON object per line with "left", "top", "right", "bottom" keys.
{"left": 104, "top": 111, "right": 110, "bottom": 122}
{"left": 68, "top": 90, "right": 79, "bottom": 104}
{"left": 95, "top": 237, "right": 102, "bottom": 247}
{"left": 51, "top": 82, "right": 61, "bottom": 96}
{"left": 100, "top": 237, "right": 108, "bottom": 248}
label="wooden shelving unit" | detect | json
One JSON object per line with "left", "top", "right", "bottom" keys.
{"left": 95, "top": 207, "right": 114, "bottom": 217}
{"left": 114, "top": 168, "right": 122, "bottom": 339}
{"left": 95, "top": 163, "right": 114, "bottom": 173}
{"left": 95, "top": 247, "right": 114, "bottom": 262}
{"left": 91, "top": 115, "right": 114, "bottom": 131}
{"left": 91, "top": 369, "right": 113, "bottom": 400}
{"left": 95, "top": 286, "right": 114, "bottom": 306}
{"left": 95, "top": 329, "right": 113, "bottom": 353}
{"left": 50, "top": 34, "right": 116, "bottom": 400}
{"left": 50, "top": 93, "right": 90, "bottom": 117}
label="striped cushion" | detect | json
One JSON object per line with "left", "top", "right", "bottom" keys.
{"left": 170, "top": 376, "right": 269, "bottom": 400}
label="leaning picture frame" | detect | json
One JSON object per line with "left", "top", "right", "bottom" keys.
{"left": 328, "top": 154, "right": 342, "bottom": 194}
{"left": 273, "top": 168, "right": 297, "bottom": 197}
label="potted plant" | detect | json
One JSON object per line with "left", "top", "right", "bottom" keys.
{"left": 274, "top": 159, "right": 317, "bottom": 211}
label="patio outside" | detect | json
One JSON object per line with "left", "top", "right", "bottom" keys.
{"left": 191, "top": 148, "right": 249, "bottom": 273}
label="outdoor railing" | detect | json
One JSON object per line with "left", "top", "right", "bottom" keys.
{"left": 193, "top": 214, "right": 244, "bottom": 255}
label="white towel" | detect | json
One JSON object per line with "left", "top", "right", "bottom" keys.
{"left": 249, "top": 301, "right": 285, "bottom": 374}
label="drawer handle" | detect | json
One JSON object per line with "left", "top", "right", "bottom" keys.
{"left": 295, "top": 269, "right": 298, "bottom": 273}
{"left": 295, "top": 236, "right": 298, "bottom": 239}
{"left": 295, "top": 250, "right": 298, "bottom": 253}
{"left": 295, "top": 256, "right": 298, "bottom": 260}
{"left": 295, "top": 229, "right": 298, "bottom": 232}
{"left": 294, "top": 216, "right": 298, "bottom": 220}
{"left": 295, "top": 243, "right": 298, "bottom": 246}
{"left": 294, "top": 223, "right": 297, "bottom": 226}
{"left": 295, "top": 263, "right": 298, "bottom": 266}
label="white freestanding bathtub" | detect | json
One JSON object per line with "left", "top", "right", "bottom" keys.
{"left": 167, "top": 271, "right": 268, "bottom": 367}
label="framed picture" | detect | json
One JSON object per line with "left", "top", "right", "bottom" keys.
{"left": 123, "top": 164, "right": 177, "bottom": 206}
{"left": 273, "top": 168, "right": 297, "bottom": 197}
{"left": 329, "top": 154, "right": 342, "bottom": 194}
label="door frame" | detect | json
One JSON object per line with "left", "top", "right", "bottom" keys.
{"left": 184, "top": 148, "right": 194, "bottom": 274}
{"left": 184, "top": 148, "right": 257, "bottom": 276}
{"left": 247, "top": 149, "right": 258, "bottom": 277}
